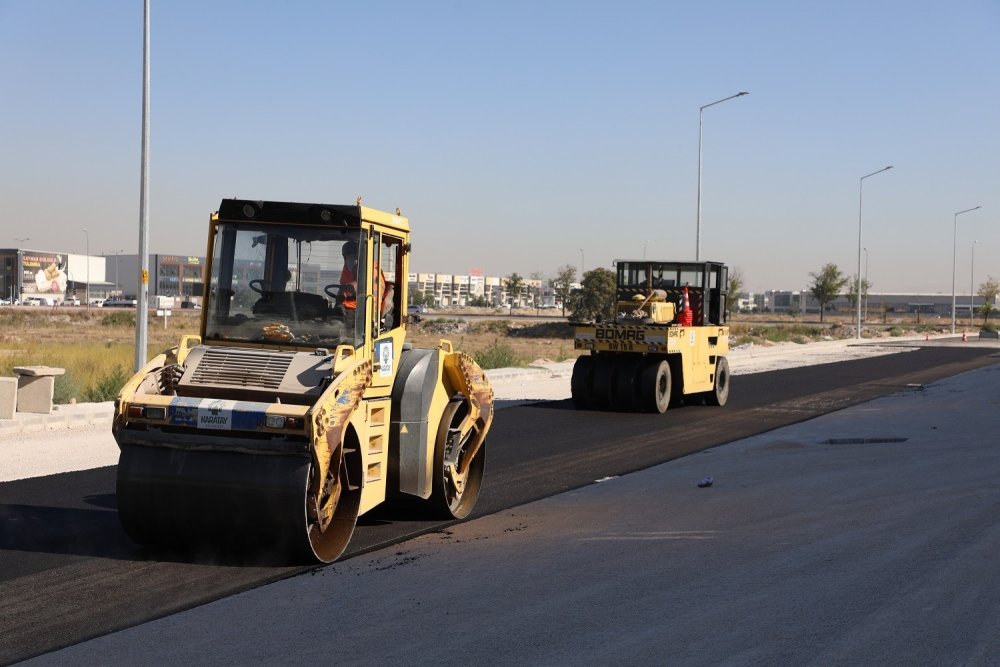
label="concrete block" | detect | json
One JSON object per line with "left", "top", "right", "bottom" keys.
{"left": 12, "top": 366, "right": 64, "bottom": 415}
{"left": 0, "top": 377, "right": 16, "bottom": 419}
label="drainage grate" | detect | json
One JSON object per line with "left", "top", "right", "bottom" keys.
{"left": 824, "top": 437, "right": 909, "bottom": 445}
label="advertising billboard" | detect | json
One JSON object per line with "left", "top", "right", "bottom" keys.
{"left": 21, "top": 251, "right": 68, "bottom": 297}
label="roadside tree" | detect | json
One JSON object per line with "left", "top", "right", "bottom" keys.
{"left": 570, "top": 267, "right": 616, "bottom": 322}
{"left": 809, "top": 263, "right": 848, "bottom": 323}
{"left": 846, "top": 276, "right": 872, "bottom": 313}
{"left": 505, "top": 273, "right": 524, "bottom": 308}
{"left": 977, "top": 276, "right": 999, "bottom": 326}
{"left": 551, "top": 264, "right": 577, "bottom": 317}
{"left": 727, "top": 267, "right": 744, "bottom": 317}
{"left": 530, "top": 270, "right": 544, "bottom": 309}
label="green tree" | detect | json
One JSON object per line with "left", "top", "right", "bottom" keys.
{"left": 846, "top": 276, "right": 872, "bottom": 312}
{"left": 530, "top": 270, "right": 544, "bottom": 309}
{"left": 809, "top": 263, "right": 848, "bottom": 323}
{"left": 411, "top": 289, "right": 435, "bottom": 307}
{"left": 977, "top": 276, "right": 999, "bottom": 325}
{"left": 551, "top": 264, "right": 577, "bottom": 317}
{"left": 571, "top": 267, "right": 617, "bottom": 322}
{"left": 726, "top": 267, "right": 744, "bottom": 318}
{"left": 505, "top": 273, "right": 524, "bottom": 307}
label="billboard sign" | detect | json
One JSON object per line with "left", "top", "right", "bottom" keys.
{"left": 21, "top": 251, "right": 68, "bottom": 297}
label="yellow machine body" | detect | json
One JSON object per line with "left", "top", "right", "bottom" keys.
{"left": 571, "top": 260, "right": 731, "bottom": 413}
{"left": 113, "top": 199, "right": 493, "bottom": 563}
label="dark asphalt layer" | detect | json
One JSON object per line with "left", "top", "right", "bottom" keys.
{"left": 1, "top": 346, "right": 997, "bottom": 665}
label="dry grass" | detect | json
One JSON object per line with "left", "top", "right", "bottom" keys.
{"left": 2, "top": 306, "right": 963, "bottom": 404}
{"left": 0, "top": 309, "right": 578, "bottom": 404}
{"left": 0, "top": 308, "right": 202, "bottom": 404}
{"left": 407, "top": 318, "right": 579, "bottom": 367}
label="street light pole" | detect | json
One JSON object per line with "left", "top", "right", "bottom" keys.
{"left": 696, "top": 91, "right": 749, "bottom": 261}
{"left": 135, "top": 0, "right": 151, "bottom": 372}
{"left": 856, "top": 165, "right": 893, "bottom": 339}
{"left": 971, "top": 240, "right": 978, "bottom": 327}
{"left": 114, "top": 249, "right": 123, "bottom": 293}
{"left": 13, "top": 237, "right": 29, "bottom": 303}
{"left": 82, "top": 228, "right": 90, "bottom": 312}
{"left": 863, "top": 247, "right": 869, "bottom": 323}
{"left": 579, "top": 248, "right": 585, "bottom": 276}
{"left": 951, "top": 205, "right": 981, "bottom": 334}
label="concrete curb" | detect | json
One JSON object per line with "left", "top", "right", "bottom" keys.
{"left": 0, "top": 402, "right": 114, "bottom": 437}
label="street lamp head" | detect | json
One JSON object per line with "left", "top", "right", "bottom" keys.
{"left": 738, "top": 91, "right": 749, "bottom": 96}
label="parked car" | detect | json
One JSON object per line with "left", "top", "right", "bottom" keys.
{"left": 103, "top": 298, "right": 138, "bottom": 308}
{"left": 23, "top": 296, "right": 55, "bottom": 307}
{"left": 61, "top": 297, "right": 81, "bottom": 306}
{"left": 180, "top": 300, "right": 202, "bottom": 309}
{"left": 407, "top": 304, "right": 425, "bottom": 322}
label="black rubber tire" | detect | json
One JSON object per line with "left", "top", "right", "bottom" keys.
{"left": 590, "top": 355, "right": 616, "bottom": 410}
{"left": 705, "top": 356, "right": 730, "bottom": 407}
{"left": 640, "top": 359, "right": 671, "bottom": 413}
{"left": 429, "top": 400, "right": 485, "bottom": 519}
{"left": 571, "top": 355, "right": 594, "bottom": 409}
{"left": 611, "top": 357, "right": 642, "bottom": 412}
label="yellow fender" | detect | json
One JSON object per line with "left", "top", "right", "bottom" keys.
{"left": 309, "top": 356, "right": 373, "bottom": 532}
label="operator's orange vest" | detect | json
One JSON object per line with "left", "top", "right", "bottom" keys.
{"left": 340, "top": 264, "right": 386, "bottom": 311}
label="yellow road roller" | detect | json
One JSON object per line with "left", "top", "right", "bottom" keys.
{"left": 114, "top": 199, "right": 493, "bottom": 563}
{"left": 571, "top": 260, "right": 730, "bottom": 412}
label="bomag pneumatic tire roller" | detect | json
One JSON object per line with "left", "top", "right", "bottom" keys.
{"left": 114, "top": 199, "right": 493, "bottom": 563}
{"left": 571, "top": 260, "right": 731, "bottom": 413}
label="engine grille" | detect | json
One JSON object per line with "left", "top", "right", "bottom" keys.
{"left": 187, "top": 347, "right": 293, "bottom": 389}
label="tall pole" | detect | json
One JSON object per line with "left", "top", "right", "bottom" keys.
{"left": 696, "top": 91, "right": 749, "bottom": 261}
{"left": 135, "top": 0, "right": 151, "bottom": 372}
{"left": 951, "top": 206, "right": 981, "bottom": 334}
{"left": 863, "top": 247, "right": 869, "bottom": 322}
{"left": 13, "top": 237, "right": 29, "bottom": 303}
{"left": 856, "top": 165, "right": 893, "bottom": 339}
{"left": 82, "top": 228, "right": 90, "bottom": 312}
{"left": 971, "top": 240, "right": 978, "bottom": 327}
{"left": 114, "top": 249, "right": 123, "bottom": 293}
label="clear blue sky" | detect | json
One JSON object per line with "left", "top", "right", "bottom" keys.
{"left": 2, "top": 1, "right": 998, "bottom": 293}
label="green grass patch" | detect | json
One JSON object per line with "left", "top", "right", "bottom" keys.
{"left": 469, "top": 319, "right": 511, "bottom": 335}
{"left": 101, "top": 311, "right": 136, "bottom": 327}
{"left": 729, "top": 324, "right": 826, "bottom": 346}
{"left": 473, "top": 341, "right": 524, "bottom": 369}
{"left": 83, "top": 366, "right": 131, "bottom": 402}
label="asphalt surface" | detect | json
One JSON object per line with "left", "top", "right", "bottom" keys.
{"left": 2, "top": 345, "right": 999, "bottom": 664}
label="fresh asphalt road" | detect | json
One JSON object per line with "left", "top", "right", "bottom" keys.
{"left": 1, "top": 346, "right": 998, "bottom": 664}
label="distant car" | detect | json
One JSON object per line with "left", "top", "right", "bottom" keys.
{"left": 181, "top": 300, "right": 202, "bottom": 309}
{"left": 24, "top": 296, "right": 55, "bottom": 307}
{"left": 103, "top": 298, "right": 138, "bottom": 308}
{"left": 62, "top": 297, "right": 81, "bottom": 306}
{"left": 407, "top": 304, "right": 425, "bottom": 322}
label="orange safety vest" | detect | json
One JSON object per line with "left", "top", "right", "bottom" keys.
{"left": 340, "top": 263, "right": 386, "bottom": 311}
